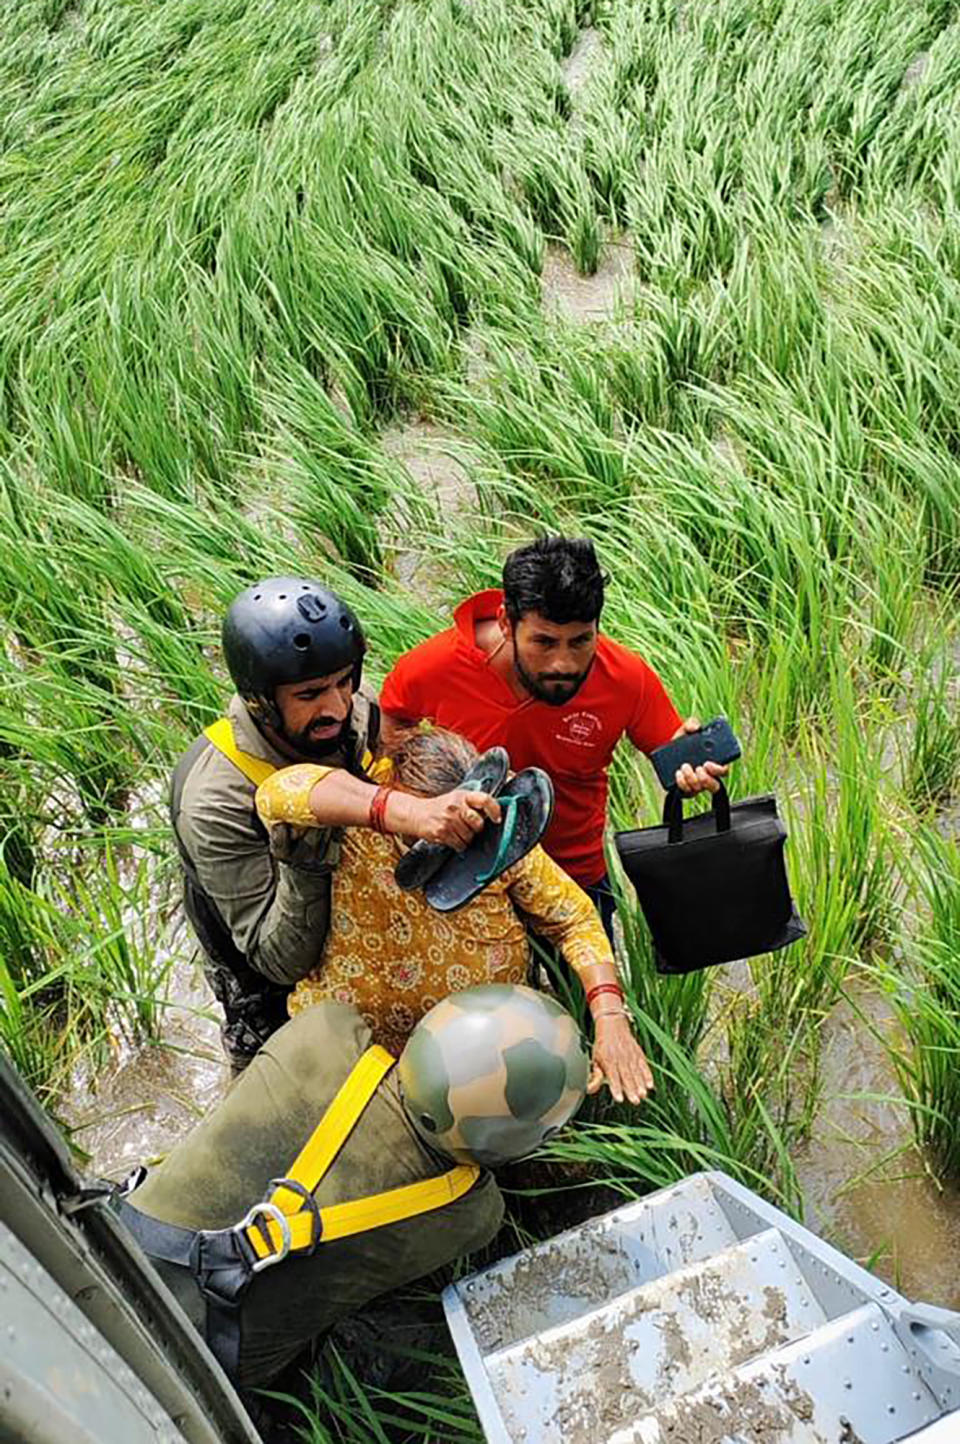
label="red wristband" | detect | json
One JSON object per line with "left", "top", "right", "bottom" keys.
{"left": 369, "top": 784, "right": 393, "bottom": 834}
{"left": 586, "top": 983, "right": 624, "bottom": 1006}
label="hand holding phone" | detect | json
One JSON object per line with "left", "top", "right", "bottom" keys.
{"left": 649, "top": 717, "right": 741, "bottom": 791}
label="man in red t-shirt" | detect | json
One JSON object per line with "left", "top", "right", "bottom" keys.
{"left": 381, "top": 536, "right": 727, "bottom": 940}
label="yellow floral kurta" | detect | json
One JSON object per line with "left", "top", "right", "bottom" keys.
{"left": 289, "top": 830, "right": 612, "bottom": 1052}
{"left": 253, "top": 762, "right": 613, "bottom": 1056}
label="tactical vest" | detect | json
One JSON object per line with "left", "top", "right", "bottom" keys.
{"left": 169, "top": 707, "right": 381, "bottom": 987}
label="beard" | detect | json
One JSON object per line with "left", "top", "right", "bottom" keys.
{"left": 514, "top": 653, "right": 591, "bottom": 706}
{"left": 282, "top": 716, "right": 350, "bottom": 759}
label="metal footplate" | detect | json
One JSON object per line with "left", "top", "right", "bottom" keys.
{"left": 444, "top": 1170, "right": 960, "bottom": 1443}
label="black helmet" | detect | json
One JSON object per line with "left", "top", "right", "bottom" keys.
{"left": 222, "top": 577, "right": 366, "bottom": 731}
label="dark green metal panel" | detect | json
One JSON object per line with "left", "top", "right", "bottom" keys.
{"left": 0, "top": 1055, "right": 261, "bottom": 1444}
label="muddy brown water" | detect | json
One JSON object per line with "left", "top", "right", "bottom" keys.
{"left": 61, "top": 953, "right": 230, "bottom": 1181}
{"left": 378, "top": 418, "right": 479, "bottom": 592}
{"left": 563, "top": 26, "right": 604, "bottom": 102}
{"left": 794, "top": 980, "right": 960, "bottom": 1310}
{"left": 541, "top": 239, "right": 637, "bottom": 324}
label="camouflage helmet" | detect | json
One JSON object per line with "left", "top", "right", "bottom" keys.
{"left": 397, "top": 985, "right": 589, "bottom": 1168}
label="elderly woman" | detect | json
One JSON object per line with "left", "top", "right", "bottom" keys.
{"left": 255, "top": 729, "right": 653, "bottom": 1105}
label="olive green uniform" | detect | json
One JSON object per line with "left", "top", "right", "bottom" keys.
{"left": 170, "top": 691, "right": 378, "bottom": 1066}
{"left": 126, "top": 1003, "right": 503, "bottom": 1388}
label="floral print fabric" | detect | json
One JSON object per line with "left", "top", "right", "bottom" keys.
{"left": 256, "top": 764, "right": 341, "bottom": 827}
{"left": 288, "top": 828, "right": 613, "bottom": 1056}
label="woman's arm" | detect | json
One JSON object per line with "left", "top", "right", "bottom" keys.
{"left": 575, "top": 961, "right": 654, "bottom": 1106}
{"left": 506, "top": 848, "right": 653, "bottom": 1104}
{"left": 255, "top": 763, "right": 500, "bottom": 850}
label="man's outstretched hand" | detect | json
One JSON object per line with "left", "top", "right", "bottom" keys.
{"left": 672, "top": 716, "right": 730, "bottom": 796}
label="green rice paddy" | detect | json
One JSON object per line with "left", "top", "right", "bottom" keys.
{"left": 3, "top": 0, "right": 960, "bottom": 1434}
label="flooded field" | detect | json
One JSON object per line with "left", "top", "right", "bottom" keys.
{"left": 541, "top": 240, "right": 637, "bottom": 325}
{"left": 796, "top": 982, "right": 960, "bottom": 1310}
{"left": 61, "top": 955, "right": 230, "bottom": 1183}
{"left": 8, "top": 0, "right": 960, "bottom": 1434}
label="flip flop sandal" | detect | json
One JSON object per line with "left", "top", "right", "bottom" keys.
{"left": 423, "top": 767, "right": 555, "bottom": 913}
{"left": 393, "top": 746, "right": 511, "bottom": 893}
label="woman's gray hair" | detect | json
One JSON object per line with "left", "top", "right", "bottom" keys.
{"left": 388, "top": 728, "right": 478, "bottom": 797}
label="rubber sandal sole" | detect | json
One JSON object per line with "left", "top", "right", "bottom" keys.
{"left": 393, "top": 746, "right": 510, "bottom": 892}
{"left": 424, "top": 768, "right": 554, "bottom": 913}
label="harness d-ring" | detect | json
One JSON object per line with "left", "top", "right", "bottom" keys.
{"left": 234, "top": 1201, "right": 292, "bottom": 1272}
{"left": 266, "top": 1175, "right": 323, "bottom": 1256}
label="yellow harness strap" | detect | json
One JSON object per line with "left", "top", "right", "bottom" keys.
{"left": 204, "top": 718, "right": 277, "bottom": 787}
{"left": 270, "top": 1045, "right": 396, "bottom": 1216}
{"left": 362, "top": 750, "right": 394, "bottom": 784}
{"left": 206, "top": 719, "right": 387, "bottom": 789}
{"left": 243, "top": 1045, "right": 480, "bottom": 1264}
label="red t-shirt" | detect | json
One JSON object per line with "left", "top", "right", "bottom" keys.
{"left": 380, "top": 589, "right": 681, "bottom": 886}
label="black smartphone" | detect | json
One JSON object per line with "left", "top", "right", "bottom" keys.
{"left": 649, "top": 716, "right": 742, "bottom": 790}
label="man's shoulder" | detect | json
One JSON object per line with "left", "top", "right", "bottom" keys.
{"left": 402, "top": 623, "right": 461, "bottom": 664}
{"left": 385, "top": 622, "right": 463, "bottom": 680}
{"left": 172, "top": 702, "right": 268, "bottom": 847}
{"left": 174, "top": 736, "right": 259, "bottom": 848}
{"left": 596, "top": 633, "right": 661, "bottom": 683}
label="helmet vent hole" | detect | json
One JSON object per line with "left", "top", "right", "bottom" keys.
{"left": 254, "top": 593, "right": 261, "bottom": 601}
{"left": 339, "top": 615, "right": 351, "bottom": 630}
{"left": 292, "top": 632, "right": 311, "bottom": 651}
{"left": 278, "top": 593, "right": 286, "bottom": 600}
{"left": 419, "top": 1113, "right": 437, "bottom": 1133}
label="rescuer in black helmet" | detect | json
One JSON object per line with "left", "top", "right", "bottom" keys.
{"left": 222, "top": 577, "right": 368, "bottom": 755}
{"left": 170, "top": 577, "right": 499, "bottom": 1072}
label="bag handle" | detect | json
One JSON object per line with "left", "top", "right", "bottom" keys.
{"left": 663, "top": 781, "right": 731, "bottom": 844}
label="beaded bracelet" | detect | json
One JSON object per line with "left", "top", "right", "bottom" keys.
{"left": 369, "top": 784, "right": 393, "bottom": 834}
{"left": 593, "top": 1006, "right": 629, "bottom": 1021}
{"left": 585, "top": 983, "right": 624, "bottom": 1006}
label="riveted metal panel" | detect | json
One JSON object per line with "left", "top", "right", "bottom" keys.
{"left": 445, "top": 1172, "right": 960, "bottom": 1444}
{"left": 0, "top": 1050, "right": 261, "bottom": 1444}
{"left": 0, "top": 1221, "right": 187, "bottom": 1443}
{"left": 615, "top": 1304, "right": 943, "bottom": 1444}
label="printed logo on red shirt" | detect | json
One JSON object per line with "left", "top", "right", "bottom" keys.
{"left": 555, "top": 710, "right": 603, "bottom": 747}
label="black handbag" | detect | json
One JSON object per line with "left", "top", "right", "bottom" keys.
{"left": 614, "top": 783, "right": 806, "bottom": 975}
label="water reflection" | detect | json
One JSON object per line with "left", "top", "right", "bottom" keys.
{"left": 61, "top": 955, "right": 230, "bottom": 1181}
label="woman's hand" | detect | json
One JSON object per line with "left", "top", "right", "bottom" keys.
{"left": 587, "top": 1013, "right": 654, "bottom": 1104}
{"left": 392, "top": 789, "right": 501, "bottom": 849}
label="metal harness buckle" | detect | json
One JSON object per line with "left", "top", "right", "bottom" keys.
{"left": 267, "top": 1176, "right": 323, "bottom": 1256}
{"left": 234, "top": 1201, "right": 292, "bottom": 1273}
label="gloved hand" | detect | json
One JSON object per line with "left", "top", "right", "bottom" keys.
{"left": 267, "top": 820, "right": 339, "bottom": 874}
